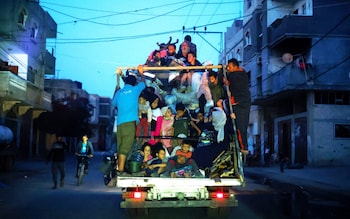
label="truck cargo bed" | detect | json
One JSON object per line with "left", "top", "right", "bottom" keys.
{"left": 116, "top": 175, "right": 243, "bottom": 188}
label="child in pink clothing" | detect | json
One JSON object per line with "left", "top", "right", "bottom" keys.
{"left": 149, "top": 94, "right": 163, "bottom": 145}
{"left": 160, "top": 106, "right": 174, "bottom": 153}
{"left": 140, "top": 142, "right": 153, "bottom": 169}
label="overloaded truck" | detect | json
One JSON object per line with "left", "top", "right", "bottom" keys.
{"left": 113, "top": 65, "right": 245, "bottom": 217}
{"left": 0, "top": 125, "right": 15, "bottom": 171}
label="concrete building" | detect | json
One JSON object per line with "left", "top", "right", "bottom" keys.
{"left": 222, "top": 0, "right": 350, "bottom": 166}
{"left": 44, "top": 79, "right": 115, "bottom": 152}
{"left": 88, "top": 94, "right": 114, "bottom": 151}
{"left": 0, "top": 0, "right": 56, "bottom": 159}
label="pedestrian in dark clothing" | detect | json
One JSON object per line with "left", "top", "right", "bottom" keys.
{"left": 264, "top": 147, "right": 271, "bottom": 167}
{"left": 279, "top": 152, "right": 286, "bottom": 172}
{"left": 46, "top": 135, "right": 68, "bottom": 189}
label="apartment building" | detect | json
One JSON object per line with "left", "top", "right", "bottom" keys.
{"left": 222, "top": 0, "right": 350, "bottom": 166}
{"left": 0, "top": 0, "right": 56, "bottom": 158}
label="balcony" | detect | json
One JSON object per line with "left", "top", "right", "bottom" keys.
{"left": 0, "top": 71, "right": 52, "bottom": 111}
{"left": 44, "top": 49, "right": 56, "bottom": 75}
{"left": 268, "top": 15, "right": 317, "bottom": 46}
{"left": 262, "top": 64, "right": 313, "bottom": 97}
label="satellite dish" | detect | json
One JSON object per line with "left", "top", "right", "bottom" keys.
{"left": 282, "top": 53, "right": 293, "bottom": 64}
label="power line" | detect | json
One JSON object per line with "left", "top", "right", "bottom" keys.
{"left": 19, "top": 1, "right": 349, "bottom": 47}
{"left": 42, "top": 3, "right": 193, "bottom": 27}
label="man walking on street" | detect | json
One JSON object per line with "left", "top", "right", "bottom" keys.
{"left": 46, "top": 134, "right": 68, "bottom": 189}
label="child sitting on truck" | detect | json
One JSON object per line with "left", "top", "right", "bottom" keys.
{"left": 170, "top": 133, "right": 194, "bottom": 157}
{"left": 165, "top": 155, "right": 203, "bottom": 178}
{"left": 129, "top": 142, "right": 153, "bottom": 169}
{"left": 144, "top": 143, "right": 167, "bottom": 177}
{"left": 174, "top": 139, "right": 193, "bottom": 159}
{"left": 164, "top": 140, "right": 203, "bottom": 178}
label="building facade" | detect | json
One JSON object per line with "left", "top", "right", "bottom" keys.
{"left": 0, "top": 0, "right": 56, "bottom": 159}
{"left": 222, "top": 0, "right": 350, "bottom": 166}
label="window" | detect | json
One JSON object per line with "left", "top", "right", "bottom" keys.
{"left": 335, "top": 124, "right": 350, "bottom": 138}
{"left": 302, "top": 4, "right": 306, "bottom": 15}
{"left": 99, "top": 104, "right": 111, "bottom": 116}
{"left": 247, "top": 71, "right": 251, "bottom": 87}
{"left": 30, "top": 22, "right": 38, "bottom": 39}
{"left": 247, "top": 0, "right": 252, "bottom": 9}
{"left": 235, "top": 48, "right": 242, "bottom": 61}
{"left": 314, "top": 91, "right": 350, "bottom": 105}
{"left": 227, "top": 52, "right": 233, "bottom": 62}
{"left": 245, "top": 30, "right": 252, "bottom": 46}
{"left": 18, "top": 8, "right": 28, "bottom": 27}
{"left": 257, "top": 75, "right": 262, "bottom": 97}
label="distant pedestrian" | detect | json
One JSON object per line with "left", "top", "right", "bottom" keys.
{"left": 279, "top": 152, "right": 286, "bottom": 172}
{"left": 264, "top": 146, "right": 271, "bottom": 167}
{"left": 46, "top": 134, "right": 68, "bottom": 189}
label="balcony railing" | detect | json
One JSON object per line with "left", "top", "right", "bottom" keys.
{"left": 261, "top": 64, "right": 310, "bottom": 96}
{"left": 268, "top": 15, "right": 315, "bottom": 46}
{"left": 44, "top": 50, "right": 56, "bottom": 75}
{"left": 0, "top": 71, "right": 52, "bottom": 111}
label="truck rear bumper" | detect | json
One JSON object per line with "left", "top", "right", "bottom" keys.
{"left": 121, "top": 198, "right": 238, "bottom": 208}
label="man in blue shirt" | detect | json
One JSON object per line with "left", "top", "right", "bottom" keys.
{"left": 112, "top": 65, "right": 145, "bottom": 175}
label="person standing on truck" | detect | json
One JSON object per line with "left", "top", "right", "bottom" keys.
{"left": 135, "top": 93, "right": 151, "bottom": 145}
{"left": 224, "top": 58, "right": 251, "bottom": 153}
{"left": 46, "top": 134, "right": 68, "bottom": 189}
{"left": 112, "top": 65, "right": 145, "bottom": 175}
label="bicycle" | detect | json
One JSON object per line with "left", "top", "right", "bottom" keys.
{"left": 76, "top": 154, "right": 92, "bottom": 186}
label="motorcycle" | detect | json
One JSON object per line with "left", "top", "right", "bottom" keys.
{"left": 100, "top": 153, "right": 117, "bottom": 186}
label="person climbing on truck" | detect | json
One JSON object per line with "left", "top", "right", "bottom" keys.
{"left": 112, "top": 65, "right": 145, "bottom": 176}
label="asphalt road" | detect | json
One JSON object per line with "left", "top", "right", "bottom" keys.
{"left": 1, "top": 153, "right": 349, "bottom": 219}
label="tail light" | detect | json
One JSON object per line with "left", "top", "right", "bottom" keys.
{"left": 215, "top": 192, "right": 224, "bottom": 199}
{"left": 133, "top": 191, "right": 142, "bottom": 199}
{"left": 209, "top": 191, "right": 230, "bottom": 199}
{"left": 122, "top": 190, "right": 145, "bottom": 200}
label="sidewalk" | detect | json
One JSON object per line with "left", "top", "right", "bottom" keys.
{"left": 244, "top": 164, "right": 350, "bottom": 196}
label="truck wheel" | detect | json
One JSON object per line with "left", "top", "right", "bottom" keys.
{"left": 207, "top": 207, "right": 230, "bottom": 217}
{"left": 126, "top": 208, "right": 148, "bottom": 217}
{"left": 4, "top": 156, "right": 15, "bottom": 171}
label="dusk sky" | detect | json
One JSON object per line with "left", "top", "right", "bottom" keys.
{"left": 40, "top": 0, "right": 243, "bottom": 97}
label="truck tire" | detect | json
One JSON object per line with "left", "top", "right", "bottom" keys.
{"left": 126, "top": 208, "right": 148, "bottom": 217}
{"left": 0, "top": 155, "right": 15, "bottom": 171}
{"left": 207, "top": 207, "right": 230, "bottom": 217}
{"left": 4, "top": 156, "right": 15, "bottom": 170}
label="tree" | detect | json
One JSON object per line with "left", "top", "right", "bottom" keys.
{"left": 35, "top": 95, "right": 94, "bottom": 138}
